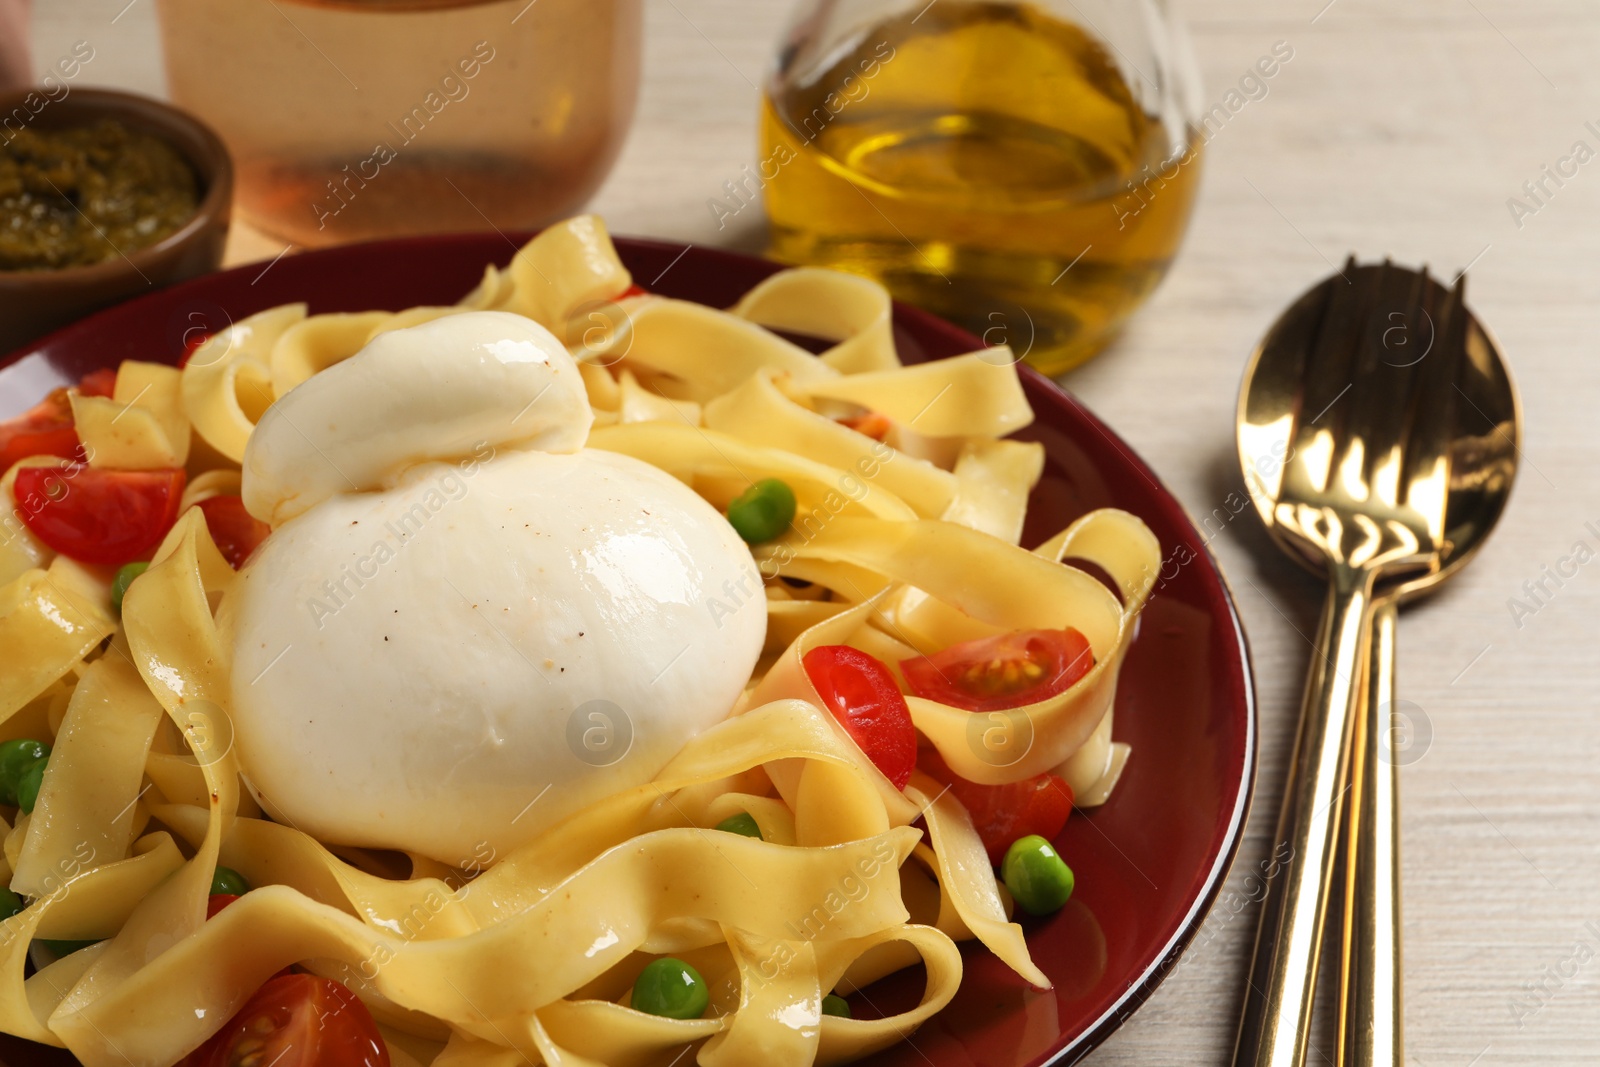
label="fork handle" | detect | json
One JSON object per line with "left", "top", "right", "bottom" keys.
{"left": 1233, "top": 566, "right": 1374, "bottom": 1067}
{"left": 1339, "top": 598, "right": 1403, "bottom": 1067}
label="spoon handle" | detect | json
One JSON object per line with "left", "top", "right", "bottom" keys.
{"left": 1339, "top": 598, "right": 1404, "bottom": 1067}
{"left": 1233, "top": 567, "right": 1373, "bottom": 1067}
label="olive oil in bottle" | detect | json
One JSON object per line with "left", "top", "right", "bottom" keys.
{"left": 760, "top": 1, "right": 1202, "bottom": 375}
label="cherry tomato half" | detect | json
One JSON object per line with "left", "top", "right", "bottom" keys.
{"left": 0, "top": 371, "right": 118, "bottom": 475}
{"left": 801, "top": 645, "right": 917, "bottom": 790}
{"left": 922, "top": 750, "right": 1075, "bottom": 866}
{"left": 14, "top": 465, "right": 186, "bottom": 566}
{"left": 183, "top": 974, "right": 389, "bottom": 1067}
{"left": 196, "top": 495, "right": 270, "bottom": 569}
{"left": 900, "top": 628, "right": 1095, "bottom": 713}
{"left": 0, "top": 392, "right": 76, "bottom": 476}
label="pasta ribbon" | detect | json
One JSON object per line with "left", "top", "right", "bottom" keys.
{"left": 595, "top": 299, "right": 838, "bottom": 401}
{"left": 942, "top": 439, "right": 1046, "bottom": 544}
{"left": 181, "top": 303, "right": 306, "bottom": 462}
{"left": 12, "top": 656, "right": 164, "bottom": 896}
{"left": 479, "top": 214, "right": 632, "bottom": 329}
{"left": 589, "top": 423, "right": 916, "bottom": 523}
{"left": 0, "top": 557, "right": 113, "bottom": 723}
{"left": 703, "top": 371, "right": 958, "bottom": 519}
{"left": 71, "top": 362, "right": 191, "bottom": 470}
{"left": 270, "top": 310, "right": 393, "bottom": 397}
{"left": 791, "top": 353, "right": 1033, "bottom": 439}
{"left": 728, "top": 268, "right": 899, "bottom": 375}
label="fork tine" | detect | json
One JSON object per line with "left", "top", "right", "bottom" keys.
{"left": 1299, "top": 256, "right": 1366, "bottom": 433}
{"left": 1344, "top": 262, "right": 1430, "bottom": 504}
{"left": 1401, "top": 272, "right": 1467, "bottom": 528}
{"left": 1283, "top": 257, "right": 1372, "bottom": 500}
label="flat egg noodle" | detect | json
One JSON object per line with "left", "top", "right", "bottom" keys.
{"left": 181, "top": 303, "right": 306, "bottom": 462}
{"left": 149, "top": 700, "right": 920, "bottom": 932}
{"left": 942, "top": 439, "right": 1046, "bottom": 545}
{"left": 71, "top": 362, "right": 191, "bottom": 470}
{"left": 176, "top": 468, "right": 243, "bottom": 512}
{"left": 590, "top": 299, "right": 838, "bottom": 402}
{"left": 791, "top": 353, "right": 1033, "bottom": 439}
{"left": 726, "top": 267, "right": 900, "bottom": 375}
{"left": 0, "top": 835, "right": 185, "bottom": 1045}
{"left": 587, "top": 423, "right": 917, "bottom": 524}
{"left": 0, "top": 461, "right": 53, "bottom": 585}
{"left": 703, "top": 371, "right": 958, "bottom": 519}
{"left": 12, "top": 656, "right": 163, "bottom": 896}
{"left": 905, "top": 774, "right": 1047, "bottom": 988}
{"left": 0, "top": 554, "right": 114, "bottom": 723}
{"left": 270, "top": 311, "right": 394, "bottom": 397}
{"left": 479, "top": 214, "right": 632, "bottom": 328}
{"left": 616, "top": 370, "right": 702, "bottom": 426}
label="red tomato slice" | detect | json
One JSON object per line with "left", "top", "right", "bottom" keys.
{"left": 183, "top": 974, "right": 389, "bottom": 1067}
{"left": 0, "top": 425, "right": 79, "bottom": 477}
{"left": 0, "top": 391, "right": 76, "bottom": 475}
{"left": 205, "top": 893, "right": 240, "bottom": 920}
{"left": 922, "top": 751, "right": 1075, "bottom": 865}
{"left": 197, "top": 495, "right": 270, "bottom": 569}
{"left": 900, "top": 628, "right": 1095, "bottom": 713}
{"left": 14, "top": 465, "right": 186, "bottom": 565}
{"left": 0, "top": 370, "right": 124, "bottom": 474}
{"left": 801, "top": 645, "right": 917, "bottom": 790}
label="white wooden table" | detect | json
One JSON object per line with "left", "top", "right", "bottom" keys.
{"left": 30, "top": 1, "right": 1600, "bottom": 1062}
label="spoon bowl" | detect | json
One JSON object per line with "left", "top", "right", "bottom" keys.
{"left": 1239, "top": 267, "right": 1519, "bottom": 598}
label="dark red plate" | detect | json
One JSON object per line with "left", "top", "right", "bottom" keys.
{"left": 0, "top": 236, "right": 1255, "bottom": 1067}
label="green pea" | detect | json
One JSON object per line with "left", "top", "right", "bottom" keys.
{"left": 822, "top": 994, "right": 852, "bottom": 1019}
{"left": 0, "top": 888, "right": 25, "bottom": 922}
{"left": 211, "top": 866, "right": 251, "bottom": 896}
{"left": 36, "top": 938, "right": 98, "bottom": 957}
{"left": 0, "top": 740, "right": 49, "bottom": 806}
{"left": 631, "top": 957, "right": 709, "bottom": 1020}
{"left": 1001, "top": 834, "right": 1075, "bottom": 916}
{"left": 726, "top": 478, "right": 796, "bottom": 544}
{"left": 16, "top": 757, "right": 47, "bottom": 815}
{"left": 111, "top": 562, "right": 149, "bottom": 614}
{"left": 714, "top": 812, "right": 762, "bottom": 840}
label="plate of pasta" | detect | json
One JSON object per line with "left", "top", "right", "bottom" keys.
{"left": 0, "top": 217, "right": 1253, "bottom": 1067}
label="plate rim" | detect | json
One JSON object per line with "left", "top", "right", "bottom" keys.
{"left": 0, "top": 232, "right": 1258, "bottom": 1067}
{"left": 1049, "top": 577, "right": 1255, "bottom": 1064}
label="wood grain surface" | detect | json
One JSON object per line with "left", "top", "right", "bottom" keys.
{"left": 30, "top": 1, "right": 1600, "bottom": 1062}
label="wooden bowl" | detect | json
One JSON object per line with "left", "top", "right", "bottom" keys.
{"left": 0, "top": 87, "right": 232, "bottom": 355}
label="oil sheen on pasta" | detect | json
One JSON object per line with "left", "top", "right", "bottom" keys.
{"left": 760, "top": 1, "right": 1202, "bottom": 375}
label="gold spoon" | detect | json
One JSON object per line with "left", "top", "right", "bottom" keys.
{"left": 1231, "top": 260, "right": 1511, "bottom": 1067}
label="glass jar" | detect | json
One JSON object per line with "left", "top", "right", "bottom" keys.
{"left": 760, "top": 0, "right": 1204, "bottom": 375}
{"left": 157, "top": 0, "right": 641, "bottom": 247}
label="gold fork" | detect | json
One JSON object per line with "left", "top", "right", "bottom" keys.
{"left": 1233, "top": 260, "right": 1465, "bottom": 1067}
